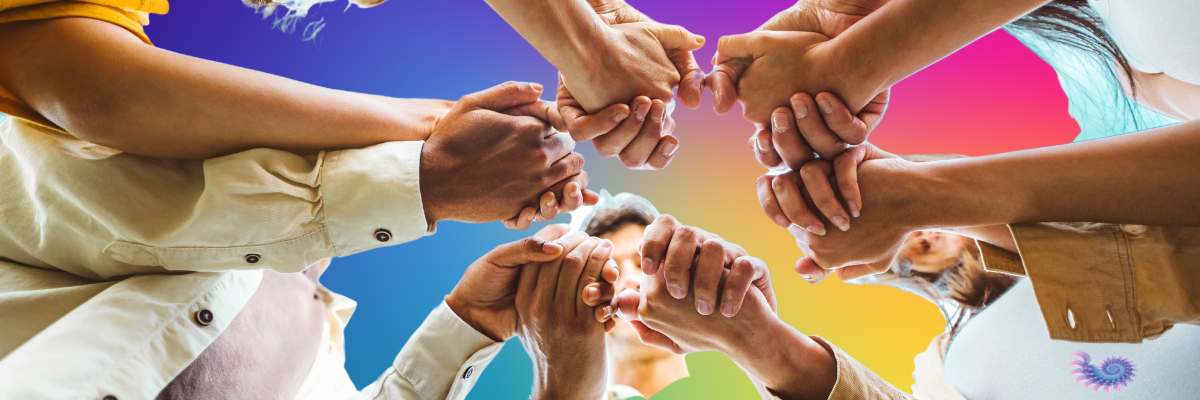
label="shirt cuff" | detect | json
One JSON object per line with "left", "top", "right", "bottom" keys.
{"left": 809, "top": 336, "right": 914, "bottom": 400}
{"left": 321, "top": 141, "right": 433, "bottom": 257}
{"left": 393, "top": 301, "right": 504, "bottom": 400}
{"left": 1005, "top": 222, "right": 1158, "bottom": 343}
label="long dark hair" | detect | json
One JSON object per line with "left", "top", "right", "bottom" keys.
{"left": 1008, "top": 0, "right": 1137, "bottom": 97}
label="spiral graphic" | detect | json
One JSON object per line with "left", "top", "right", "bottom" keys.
{"left": 1070, "top": 352, "right": 1138, "bottom": 392}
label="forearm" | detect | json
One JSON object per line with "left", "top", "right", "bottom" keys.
{"left": 825, "top": 0, "right": 1051, "bottom": 109}
{"left": 948, "top": 225, "right": 1018, "bottom": 253}
{"left": 482, "top": 0, "right": 607, "bottom": 73}
{"left": 912, "top": 120, "right": 1200, "bottom": 228}
{"left": 0, "top": 18, "right": 442, "bottom": 160}
{"left": 723, "top": 317, "right": 837, "bottom": 400}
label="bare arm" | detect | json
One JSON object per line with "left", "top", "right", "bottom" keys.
{"left": 0, "top": 18, "right": 447, "bottom": 159}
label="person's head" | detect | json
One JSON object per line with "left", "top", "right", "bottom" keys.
{"left": 582, "top": 199, "right": 672, "bottom": 361}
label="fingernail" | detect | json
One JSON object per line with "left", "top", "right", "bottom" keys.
{"left": 800, "top": 273, "right": 816, "bottom": 282}
{"left": 599, "top": 239, "right": 612, "bottom": 249}
{"left": 545, "top": 197, "right": 556, "bottom": 209}
{"left": 543, "top": 243, "right": 561, "bottom": 254}
{"left": 818, "top": 99, "right": 834, "bottom": 114}
{"left": 668, "top": 284, "right": 686, "bottom": 299}
{"left": 792, "top": 99, "right": 808, "bottom": 118}
{"left": 757, "top": 134, "right": 772, "bottom": 153}
{"left": 772, "top": 111, "right": 789, "bottom": 133}
{"left": 531, "top": 82, "right": 544, "bottom": 92}
{"left": 635, "top": 103, "right": 650, "bottom": 121}
{"left": 712, "top": 89, "right": 721, "bottom": 106}
{"left": 651, "top": 107, "right": 665, "bottom": 123}
{"left": 697, "top": 299, "right": 712, "bottom": 315}
{"left": 720, "top": 303, "right": 734, "bottom": 317}
{"left": 832, "top": 216, "right": 849, "bottom": 231}
{"left": 586, "top": 286, "right": 599, "bottom": 302}
{"left": 693, "top": 75, "right": 703, "bottom": 90}
{"left": 662, "top": 142, "right": 678, "bottom": 157}
{"left": 806, "top": 224, "right": 827, "bottom": 236}
{"left": 614, "top": 112, "right": 629, "bottom": 123}
{"left": 848, "top": 201, "right": 860, "bottom": 218}
{"left": 642, "top": 257, "right": 657, "bottom": 273}
{"left": 603, "top": 306, "right": 613, "bottom": 319}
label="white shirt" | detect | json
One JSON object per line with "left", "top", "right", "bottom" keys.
{"left": 0, "top": 116, "right": 498, "bottom": 399}
{"left": 1089, "top": 0, "right": 1200, "bottom": 84}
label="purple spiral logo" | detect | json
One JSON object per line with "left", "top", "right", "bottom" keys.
{"left": 1070, "top": 352, "right": 1138, "bottom": 392}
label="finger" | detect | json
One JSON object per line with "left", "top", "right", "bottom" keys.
{"left": 755, "top": 175, "right": 791, "bottom": 228}
{"left": 463, "top": 81, "right": 544, "bottom": 111}
{"left": 599, "top": 258, "right": 620, "bottom": 284}
{"left": 577, "top": 239, "right": 614, "bottom": 310}
{"left": 662, "top": 226, "right": 701, "bottom": 299}
{"left": 592, "top": 96, "right": 651, "bottom": 158}
{"left": 538, "top": 232, "right": 589, "bottom": 303}
{"left": 790, "top": 93, "right": 848, "bottom": 160}
{"left": 721, "top": 256, "right": 770, "bottom": 316}
{"left": 771, "top": 105, "right": 817, "bottom": 170}
{"left": 487, "top": 236, "right": 565, "bottom": 267}
{"left": 854, "top": 89, "right": 891, "bottom": 144}
{"left": 541, "top": 131, "right": 578, "bottom": 166}
{"left": 503, "top": 100, "right": 556, "bottom": 123}
{"left": 581, "top": 187, "right": 600, "bottom": 206}
{"left": 583, "top": 281, "right": 616, "bottom": 307}
{"left": 836, "top": 260, "right": 893, "bottom": 281}
{"left": 561, "top": 180, "right": 583, "bottom": 210}
{"left": 560, "top": 102, "right": 633, "bottom": 142}
{"left": 618, "top": 99, "right": 668, "bottom": 169}
{"left": 812, "top": 92, "right": 864, "bottom": 148}
{"left": 798, "top": 160, "right": 850, "bottom": 232}
{"left": 705, "top": 63, "right": 742, "bottom": 115}
{"left": 536, "top": 191, "right": 559, "bottom": 222}
{"left": 750, "top": 128, "right": 786, "bottom": 170}
{"left": 629, "top": 320, "right": 686, "bottom": 354}
{"left": 833, "top": 145, "right": 867, "bottom": 218}
{"left": 604, "top": 318, "right": 616, "bottom": 332}
{"left": 772, "top": 171, "right": 826, "bottom": 236}
{"left": 614, "top": 288, "right": 643, "bottom": 321}
{"left": 559, "top": 238, "right": 600, "bottom": 312}
{"left": 542, "top": 152, "right": 586, "bottom": 188}
{"left": 509, "top": 207, "right": 537, "bottom": 231}
{"left": 640, "top": 22, "right": 706, "bottom": 52}
{"left": 517, "top": 262, "right": 540, "bottom": 310}
{"left": 794, "top": 256, "right": 829, "bottom": 284}
{"left": 670, "top": 49, "right": 705, "bottom": 109}
{"left": 640, "top": 214, "right": 682, "bottom": 275}
{"left": 595, "top": 302, "right": 614, "bottom": 323}
{"left": 691, "top": 239, "right": 726, "bottom": 315}
{"left": 644, "top": 134, "right": 679, "bottom": 170}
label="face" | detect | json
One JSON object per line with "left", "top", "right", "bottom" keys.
{"left": 599, "top": 223, "right": 676, "bottom": 360}
{"left": 900, "top": 231, "right": 969, "bottom": 274}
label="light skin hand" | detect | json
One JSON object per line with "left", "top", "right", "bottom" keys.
{"left": 517, "top": 233, "right": 614, "bottom": 400}
{"left": 636, "top": 216, "right": 774, "bottom": 316}
{"left": 613, "top": 254, "right": 837, "bottom": 400}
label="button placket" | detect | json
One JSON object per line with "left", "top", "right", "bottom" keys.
{"left": 195, "top": 309, "right": 214, "bottom": 327}
{"left": 244, "top": 254, "right": 261, "bottom": 264}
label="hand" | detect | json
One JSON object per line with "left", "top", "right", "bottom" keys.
{"left": 752, "top": 90, "right": 889, "bottom": 169}
{"left": 517, "top": 232, "right": 615, "bottom": 400}
{"left": 554, "top": 1, "right": 699, "bottom": 170}
{"left": 708, "top": 0, "right": 890, "bottom": 162}
{"left": 758, "top": 151, "right": 925, "bottom": 283}
{"left": 757, "top": 143, "right": 899, "bottom": 233}
{"left": 419, "top": 81, "right": 592, "bottom": 226}
{"left": 613, "top": 252, "right": 839, "bottom": 400}
{"left": 446, "top": 225, "right": 574, "bottom": 341}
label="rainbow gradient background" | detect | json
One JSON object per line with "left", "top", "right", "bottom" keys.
{"left": 147, "top": 0, "right": 1080, "bottom": 398}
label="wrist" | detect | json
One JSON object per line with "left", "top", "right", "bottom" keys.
{"left": 727, "top": 318, "right": 836, "bottom": 400}
{"left": 417, "top": 144, "right": 448, "bottom": 226}
{"left": 909, "top": 158, "right": 1021, "bottom": 229}
{"left": 444, "top": 294, "right": 505, "bottom": 342}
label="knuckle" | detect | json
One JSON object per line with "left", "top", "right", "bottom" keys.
{"left": 564, "top": 252, "right": 586, "bottom": 266}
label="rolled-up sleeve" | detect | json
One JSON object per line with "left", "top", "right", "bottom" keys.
{"left": 807, "top": 337, "right": 915, "bottom": 400}
{"left": 0, "top": 119, "right": 431, "bottom": 279}
{"left": 977, "top": 222, "right": 1200, "bottom": 343}
{"left": 356, "top": 301, "right": 503, "bottom": 400}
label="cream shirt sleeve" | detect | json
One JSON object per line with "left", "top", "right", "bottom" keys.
{"left": 354, "top": 301, "right": 504, "bottom": 400}
{"left": 0, "top": 119, "right": 430, "bottom": 280}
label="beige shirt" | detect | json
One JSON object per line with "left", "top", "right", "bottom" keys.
{"left": 813, "top": 222, "right": 1200, "bottom": 399}
{"left": 0, "top": 116, "right": 499, "bottom": 399}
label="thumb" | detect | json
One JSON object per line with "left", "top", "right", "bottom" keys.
{"left": 640, "top": 22, "right": 705, "bottom": 52}
{"left": 463, "top": 81, "right": 545, "bottom": 111}
{"left": 614, "top": 288, "right": 642, "bottom": 321}
{"left": 486, "top": 236, "right": 564, "bottom": 267}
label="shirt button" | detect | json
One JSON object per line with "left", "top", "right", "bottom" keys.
{"left": 374, "top": 229, "right": 392, "bottom": 242}
{"left": 195, "top": 309, "right": 214, "bottom": 326}
{"left": 244, "top": 254, "right": 261, "bottom": 264}
{"left": 103, "top": 396, "right": 117, "bottom": 400}
{"left": 462, "top": 366, "right": 474, "bottom": 379}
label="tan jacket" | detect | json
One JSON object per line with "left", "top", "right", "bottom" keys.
{"left": 0, "top": 116, "right": 496, "bottom": 400}
{"left": 814, "top": 222, "right": 1200, "bottom": 399}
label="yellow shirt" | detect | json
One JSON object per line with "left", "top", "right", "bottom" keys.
{"left": 0, "top": 0, "right": 167, "bottom": 131}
